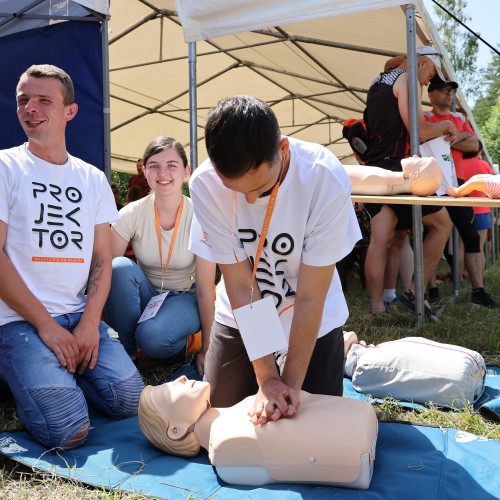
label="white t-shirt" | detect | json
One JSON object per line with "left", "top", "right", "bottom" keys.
{"left": 0, "top": 145, "right": 118, "bottom": 326}
{"left": 189, "top": 137, "right": 361, "bottom": 336}
{"left": 112, "top": 194, "right": 196, "bottom": 291}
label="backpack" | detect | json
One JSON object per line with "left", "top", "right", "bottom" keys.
{"left": 342, "top": 118, "right": 370, "bottom": 164}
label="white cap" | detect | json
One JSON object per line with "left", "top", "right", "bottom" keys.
{"left": 416, "top": 46, "right": 446, "bottom": 81}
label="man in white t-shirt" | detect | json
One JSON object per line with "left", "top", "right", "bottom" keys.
{"left": 189, "top": 96, "right": 361, "bottom": 425}
{"left": 0, "top": 64, "right": 144, "bottom": 450}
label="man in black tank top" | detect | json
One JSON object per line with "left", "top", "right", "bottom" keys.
{"left": 362, "top": 47, "right": 458, "bottom": 315}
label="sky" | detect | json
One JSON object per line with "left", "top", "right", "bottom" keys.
{"left": 422, "top": 0, "right": 499, "bottom": 70}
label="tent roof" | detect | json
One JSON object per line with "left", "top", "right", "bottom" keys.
{"left": 108, "top": 1, "right": 476, "bottom": 172}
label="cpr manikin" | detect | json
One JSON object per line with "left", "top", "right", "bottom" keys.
{"left": 138, "top": 377, "right": 378, "bottom": 490}
{"left": 346, "top": 155, "right": 442, "bottom": 196}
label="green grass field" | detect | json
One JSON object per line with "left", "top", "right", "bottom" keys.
{"left": 0, "top": 257, "right": 499, "bottom": 499}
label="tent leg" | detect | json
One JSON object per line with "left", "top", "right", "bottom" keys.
{"left": 189, "top": 42, "right": 198, "bottom": 170}
{"left": 405, "top": 4, "right": 425, "bottom": 326}
{"left": 102, "top": 15, "right": 111, "bottom": 181}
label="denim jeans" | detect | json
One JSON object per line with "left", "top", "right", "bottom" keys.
{"left": 104, "top": 257, "right": 201, "bottom": 359}
{"left": 0, "top": 313, "right": 144, "bottom": 449}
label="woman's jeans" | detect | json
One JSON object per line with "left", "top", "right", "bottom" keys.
{"left": 0, "top": 313, "right": 144, "bottom": 449}
{"left": 104, "top": 257, "right": 201, "bottom": 359}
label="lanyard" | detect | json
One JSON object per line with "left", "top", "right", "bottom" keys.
{"left": 154, "top": 196, "right": 184, "bottom": 293}
{"left": 232, "top": 161, "right": 283, "bottom": 306}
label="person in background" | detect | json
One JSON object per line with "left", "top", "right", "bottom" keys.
{"left": 363, "top": 46, "right": 455, "bottom": 315}
{"left": 128, "top": 158, "right": 149, "bottom": 198}
{"left": 111, "top": 181, "right": 123, "bottom": 210}
{"left": 461, "top": 141, "right": 495, "bottom": 279}
{"left": 104, "top": 136, "right": 215, "bottom": 375}
{"left": 0, "top": 64, "right": 143, "bottom": 450}
{"left": 425, "top": 77, "right": 498, "bottom": 308}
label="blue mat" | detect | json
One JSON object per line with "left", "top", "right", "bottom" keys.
{"left": 0, "top": 413, "right": 499, "bottom": 499}
{"left": 0, "top": 366, "right": 499, "bottom": 499}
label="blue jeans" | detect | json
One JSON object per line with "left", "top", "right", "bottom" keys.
{"left": 0, "top": 313, "right": 144, "bottom": 449}
{"left": 104, "top": 257, "right": 201, "bottom": 359}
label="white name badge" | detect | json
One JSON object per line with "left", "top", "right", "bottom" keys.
{"left": 233, "top": 295, "right": 288, "bottom": 361}
{"left": 138, "top": 292, "right": 169, "bottom": 323}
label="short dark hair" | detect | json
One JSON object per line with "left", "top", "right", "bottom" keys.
{"left": 20, "top": 64, "right": 74, "bottom": 105}
{"left": 142, "top": 136, "right": 188, "bottom": 168}
{"left": 204, "top": 96, "right": 281, "bottom": 178}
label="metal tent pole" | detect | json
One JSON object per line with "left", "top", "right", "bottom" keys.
{"left": 101, "top": 13, "right": 111, "bottom": 181}
{"left": 188, "top": 42, "right": 198, "bottom": 170}
{"left": 405, "top": 4, "right": 425, "bottom": 326}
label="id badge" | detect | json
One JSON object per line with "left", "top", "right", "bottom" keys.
{"left": 138, "top": 292, "right": 169, "bottom": 323}
{"left": 233, "top": 295, "right": 288, "bottom": 361}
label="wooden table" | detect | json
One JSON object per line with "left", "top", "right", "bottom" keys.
{"left": 351, "top": 195, "right": 500, "bottom": 208}
{"left": 350, "top": 194, "right": 500, "bottom": 325}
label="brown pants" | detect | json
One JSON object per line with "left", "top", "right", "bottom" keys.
{"left": 204, "top": 321, "right": 345, "bottom": 407}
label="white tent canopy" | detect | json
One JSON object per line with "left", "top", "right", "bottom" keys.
{"left": 108, "top": 0, "right": 478, "bottom": 174}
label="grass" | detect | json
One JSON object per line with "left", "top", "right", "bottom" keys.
{"left": 0, "top": 258, "right": 499, "bottom": 498}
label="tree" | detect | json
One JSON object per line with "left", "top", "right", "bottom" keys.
{"left": 473, "top": 50, "right": 500, "bottom": 164}
{"left": 473, "top": 50, "right": 500, "bottom": 124}
{"left": 433, "top": 0, "right": 481, "bottom": 100}
{"left": 478, "top": 95, "right": 500, "bottom": 165}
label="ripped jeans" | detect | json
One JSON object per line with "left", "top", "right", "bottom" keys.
{"left": 0, "top": 313, "right": 144, "bottom": 449}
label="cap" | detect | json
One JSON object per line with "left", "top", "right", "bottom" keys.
{"left": 416, "top": 46, "right": 446, "bottom": 81}
{"left": 427, "top": 75, "right": 458, "bottom": 93}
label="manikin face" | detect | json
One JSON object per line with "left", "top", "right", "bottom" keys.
{"left": 151, "top": 376, "right": 211, "bottom": 433}
{"left": 16, "top": 75, "right": 77, "bottom": 151}
{"left": 144, "top": 148, "right": 189, "bottom": 196}
{"left": 214, "top": 137, "right": 289, "bottom": 204}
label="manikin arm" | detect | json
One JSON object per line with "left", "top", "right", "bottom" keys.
{"left": 447, "top": 174, "right": 500, "bottom": 198}
{"left": 346, "top": 165, "right": 410, "bottom": 195}
{"left": 345, "top": 156, "right": 442, "bottom": 197}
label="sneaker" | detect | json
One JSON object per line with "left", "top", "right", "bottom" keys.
{"left": 471, "top": 289, "right": 499, "bottom": 308}
{"left": 384, "top": 297, "right": 401, "bottom": 308}
{"left": 427, "top": 287, "right": 442, "bottom": 305}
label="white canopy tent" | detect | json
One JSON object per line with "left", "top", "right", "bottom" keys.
{"left": 0, "top": 0, "right": 487, "bottom": 324}
{"left": 106, "top": 0, "right": 481, "bottom": 174}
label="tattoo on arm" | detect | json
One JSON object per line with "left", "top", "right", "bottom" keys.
{"left": 87, "top": 259, "right": 104, "bottom": 298}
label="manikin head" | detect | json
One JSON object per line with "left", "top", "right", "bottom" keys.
{"left": 138, "top": 376, "right": 211, "bottom": 457}
{"left": 401, "top": 155, "right": 442, "bottom": 196}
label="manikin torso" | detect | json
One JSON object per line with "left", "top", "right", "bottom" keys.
{"left": 194, "top": 391, "right": 378, "bottom": 489}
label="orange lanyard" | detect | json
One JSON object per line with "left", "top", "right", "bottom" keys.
{"left": 232, "top": 166, "right": 282, "bottom": 306}
{"left": 154, "top": 197, "right": 184, "bottom": 293}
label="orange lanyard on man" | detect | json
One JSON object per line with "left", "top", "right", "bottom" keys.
{"left": 232, "top": 163, "right": 282, "bottom": 306}
{"left": 154, "top": 197, "right": 184, "bottom": 293}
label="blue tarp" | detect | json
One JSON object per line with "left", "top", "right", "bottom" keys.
{"left": 0, "top": 365, "right": 499, "bottom": 499}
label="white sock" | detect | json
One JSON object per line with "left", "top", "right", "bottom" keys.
{"left": 383, "top": 289, "right": 397, "bottom": 302}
